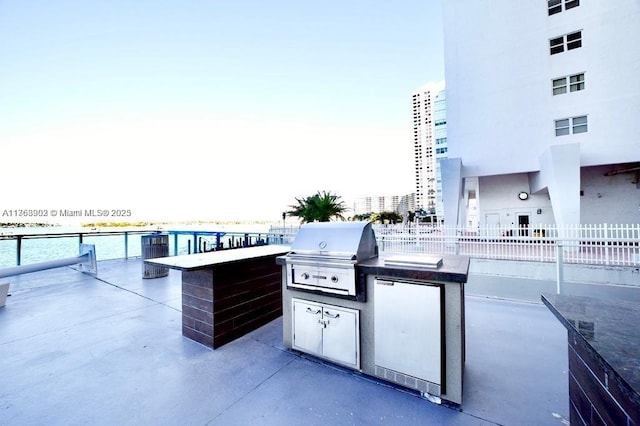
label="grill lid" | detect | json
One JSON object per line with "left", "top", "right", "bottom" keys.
{"left": 288, "top": 221, "right": 378, "bottom": 261}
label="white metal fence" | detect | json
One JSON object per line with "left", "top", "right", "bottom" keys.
{"left": 270, "top": 223, "right": 640, "bottom": 267}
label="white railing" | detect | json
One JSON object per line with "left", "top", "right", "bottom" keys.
{"left": 373, "top": 223, "right": 640, "bottom": 267}
{"left": 269, "top": 223, "right": 640, "bottom": 267}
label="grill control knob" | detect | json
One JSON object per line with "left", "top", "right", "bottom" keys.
{"left": 331, "top": 276, "right": 338, "bottom": 283}
{"left": 301, "top": 272, "right": 310, "bottom": 280}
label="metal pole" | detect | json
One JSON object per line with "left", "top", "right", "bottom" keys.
{"left": 173, "top": 233, "right": 178, "bottom": 256}
{"left": 124, "top": 232, "right": 129, "bottom": 260}
{"left": 556, "top": 243, "right": 564, "bottom": 294}
{"left": 0, "top": 252, "right": 90, "bottom": 279}
{"left": 16, "top": 236, "right": 22, "bottom": 266}
{"left": 282, "top": 212, "right": 286, "bottom": 243}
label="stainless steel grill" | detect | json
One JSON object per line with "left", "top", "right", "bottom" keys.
{"left": 281, "top": 221, "right": 378, "bottom": 300}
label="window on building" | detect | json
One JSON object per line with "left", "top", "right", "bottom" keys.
{"left": 555, "top": 119, "right": 570, "bottom": 136}
{"left": 548, "top": 0, "right": 579, "bottom": 15}
{"left": 570, "top": 73, "right": 585, "bottom": 92}
{"left": 549, "top": 31, "right": 582, "bottom": 55}
{"left": 552, "top": 78, "right": 567, "bottom": 95}
{"left": 555, "top": 116, "right": 587, "bottom": 136}
{"left": 572, "top": 115, "right": 588, "bottom": 133}
{"left": 548, "top": 0, "right": 562, "bottom": 15}
{"left": 550, "top": 36, "right": 564, "bottom": 54}
{"left": 565, "top": 0, "right": 579, "bottom": 10}
{"left": 552, "top": 73, "right": 585, "bottom": 95}
{"left": 566, "top": 31, "right": 582, "bottom": 50}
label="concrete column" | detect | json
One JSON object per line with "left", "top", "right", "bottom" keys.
{"left": 538, "top": 143, "right": 581, "bottom": 249}
{"left": 441, "top": 157, "right": 464, "bottom": 227}
{"left": 538, "top": 143, "right": 581, "bottom": 226}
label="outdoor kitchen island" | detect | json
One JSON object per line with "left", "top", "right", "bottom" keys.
{"left": 277, "top": 222, "right": 469, "bottom": 406}
{"left": 542, "top": 293, "right": 639, "bottom": 425}
{"left": 145, "top": 245, "right": 289, "bottom": 349}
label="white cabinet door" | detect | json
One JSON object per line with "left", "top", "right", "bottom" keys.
{"left": 292, "top": 298, "right": 360, "bottom": 369}
{"left": 293, "top": 300, "right": 323, "bottom": 356}
{"left": 322, "top": 305, "right": 359, "bottom": 368}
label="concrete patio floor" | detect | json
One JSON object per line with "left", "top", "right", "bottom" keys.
{"left": 1, "top": 258, "right": 570, "bottom": 425}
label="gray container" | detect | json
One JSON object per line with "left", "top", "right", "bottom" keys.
{"left": 141, "top": 234, "right": 169, "bottom": 278}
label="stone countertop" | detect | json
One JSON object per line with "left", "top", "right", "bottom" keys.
{"left": 144, "top": 245, "right": 290, "bottom": 271}
{"left": 542, "top": 293, "right": 640, "bottom": 397}
{"left": 358, "top": 254, "right": 470, "bottom": 283}
{"left": 276, "top": 253, "right": 470, "bottom": 283}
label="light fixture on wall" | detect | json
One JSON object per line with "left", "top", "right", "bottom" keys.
{"left": 518, "top": 191, "right": 529, "bottom": 201}
{"left": 537, "top": 209, "right": 542, "bottom": 214}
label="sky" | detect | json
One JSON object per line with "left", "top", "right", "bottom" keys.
{"left": 0, "top": 0, "right": 445, "bottom": 223}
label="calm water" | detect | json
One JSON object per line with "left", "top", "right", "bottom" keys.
{"left": 0, "top": 224, "right": 273, "bottom": 268}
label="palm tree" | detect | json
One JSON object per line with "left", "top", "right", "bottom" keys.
{"left": 370, "top": 211, "right": 403, "bottom": 224}
{"left": 351, "top": 213, "right": 372, "bottom": 222}
{"left": 287, "top": 190, "right": 347, "bottom": 223}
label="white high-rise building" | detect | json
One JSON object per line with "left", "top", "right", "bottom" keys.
{"left": 352, "top": 193, "right": 415, "bottom": 217}
{"left": 412, "top": 82, "right": 445, "bottom": 214}
{"left": 442, "top": 1, "right": 640, "bottom": 228}
{"left": 433, "top": 89, "right": 448, "bottom": 220}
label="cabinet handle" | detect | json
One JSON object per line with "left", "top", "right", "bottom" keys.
{"left": 323, "top": 311, "right": 340, "bottom": 319}
{"left": 306, "top": 308, "right": 321, "bottom": 315}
